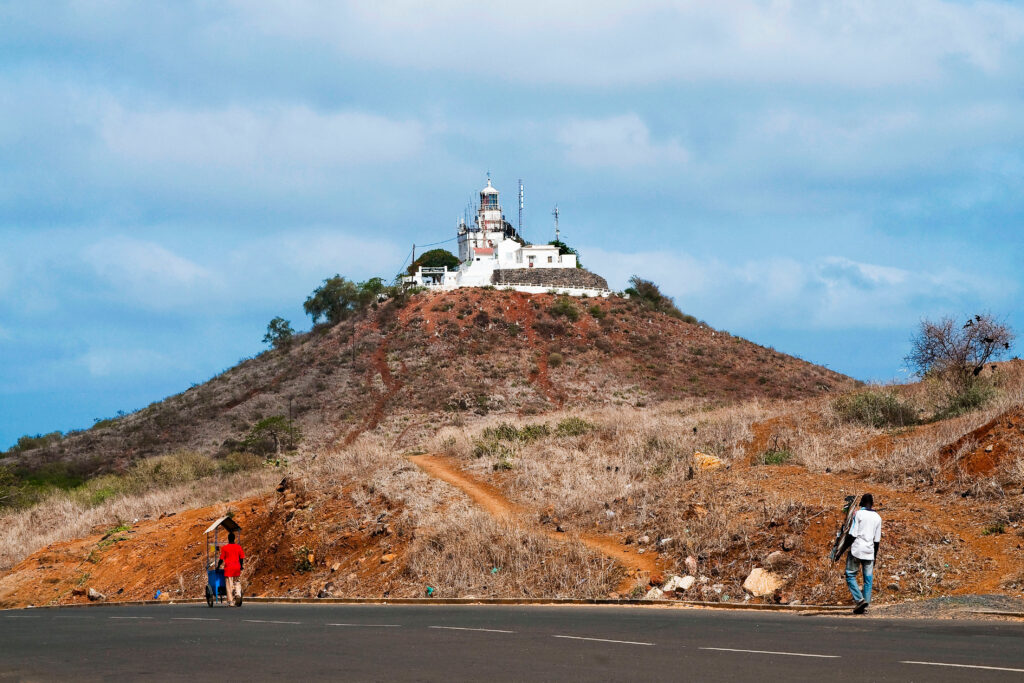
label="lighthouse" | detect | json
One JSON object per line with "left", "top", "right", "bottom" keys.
{"left": 406, "top": 175, "right": 608, "bottom": 296}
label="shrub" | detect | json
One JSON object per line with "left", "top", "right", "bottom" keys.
{"left": 548, "top": 352, "right": 564, "bottom": 368}
{"left": 482, "top": 422, "right": 550, "bottom": 443}
{"left": 624, "top": 276, "right": 686, "bottom": 320}
{"left": 587, "top": 305, "right": 606, "bottom": 320}
{"left": 549, "top": 298, "right": 580, "bottom": 322}
{"left": 294, "top": 545, "right": 314, "bottom": 572}
{"left": 937, "top": 381, "right": 996, "bottom": 420}
{"left": 761, "top": 448, "right": 793, "bottom": 465}
{"left": 831, "top": 390, "right": 919, "bottom": 428}
{"left": 6, "top": 431, "right": 63, "bottom": 454}
{"left": 555, "top": 416, "right": 595, "bottom": 437}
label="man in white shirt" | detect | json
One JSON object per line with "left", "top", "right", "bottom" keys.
{"left": 844, "top": 493, "right": 881, "bottom": 614}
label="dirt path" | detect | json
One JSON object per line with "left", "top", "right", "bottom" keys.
{"left": 408, "top": 454, "right": 661, "bottom": 592}
{"left": 506, "top": 293, "right": 561, "bottom": 406}
{"left": 342, "top": 340, "right": 404, "bottom": 447}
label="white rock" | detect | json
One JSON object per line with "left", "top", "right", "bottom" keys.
{"left": 742, "top": 568, "right": 784, "bottom": 597}
{"left": 662, "top": 575, "right": 696, "bottom": 592}
{"left": 644, "top": 587, "right": 666, "bottom": 600}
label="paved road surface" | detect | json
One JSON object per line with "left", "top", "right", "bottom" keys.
{"left": 2, "top": 604, "right": 1023, "bottom": 681}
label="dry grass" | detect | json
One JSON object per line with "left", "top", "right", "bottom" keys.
{"left": 0, "top": 468, "right": 276, "bottom": 571}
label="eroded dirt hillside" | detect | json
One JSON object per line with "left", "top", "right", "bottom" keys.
{"left": 4, "top": 290, "right": 853, "bottom": 478}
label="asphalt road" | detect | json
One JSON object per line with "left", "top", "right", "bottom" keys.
{"left": 2, "top": 604, "right": 1023, "bottom": 681}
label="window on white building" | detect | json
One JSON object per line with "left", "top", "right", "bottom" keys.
{"left": 547, "top": 256, "right": 553, "bottom": 263}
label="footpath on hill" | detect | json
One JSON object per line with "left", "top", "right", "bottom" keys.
{"left": 409, "top": 454, "right": 663, "bottom": 592}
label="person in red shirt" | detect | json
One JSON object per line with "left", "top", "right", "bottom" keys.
{"left": 219, "top": 532, "right": 245, "bottom": 606}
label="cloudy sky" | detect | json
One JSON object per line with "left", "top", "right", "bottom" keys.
{"left": 2, "top": 1, "right": 1023, "bottom": 447}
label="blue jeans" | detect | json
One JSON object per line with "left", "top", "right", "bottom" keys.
{"left": 845, "top": 554, "right": 874, "bottom": 603}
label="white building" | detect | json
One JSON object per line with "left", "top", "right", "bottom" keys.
{"left": 406, "top": 179, "right": 609, "bottom": 297}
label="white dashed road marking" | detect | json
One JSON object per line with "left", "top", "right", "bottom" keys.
{"left": 554, "top": 635, "right": 654, "bottom": 646}
{"left": 902, "top": 661, "right": 1024, "bottom": 673}
{"left": 243, "top": 619, "right": 300, "bottom": 625}
{"left": 328, "top": 623, "right": 402, "bottom": 627}
{"left": 700, "top": 647, "right": 838, "bottom": 659}
{"left": 429, "top": 626, "right": 515, "bottom": 634}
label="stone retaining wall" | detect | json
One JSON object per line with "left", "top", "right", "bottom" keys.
{"left": 491, "top": 267, "right": 609, "bottom": 290}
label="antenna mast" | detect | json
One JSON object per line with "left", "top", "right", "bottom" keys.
{"left": 518, "top": 179, "right": 524, "bottom": 238}
{"left": 552, "top": 204, "right": 560, "bottom": 244}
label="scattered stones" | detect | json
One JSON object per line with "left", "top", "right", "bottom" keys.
{"left": 782, "top": 535, "right": 799, "bottom": 551}
{"left": 607, "top": 592, "right": 621, "bottom": 600}
{"left": 87, "top": 587, "right": 105, "bottom": 602}
{"left": 639, "top": 535, "right": 651, "bottom": 545}
{"left": 644, "top": 587, "right": 666, "bottom": 600}
{"left": 380, "top": 553, "right": 397, "bottom": 564}
{"left": 743, "top": 568, "right": 785, "bottom": 597}
{"left": 662, "top": 575, "right": 696, "bottom": 593}
{"left": 685, "top": 555, "right": 698, "bottom": 574}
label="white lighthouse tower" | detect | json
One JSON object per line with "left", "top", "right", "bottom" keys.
{"left": 405, "top": 175, "right": 605, "bottom": 295}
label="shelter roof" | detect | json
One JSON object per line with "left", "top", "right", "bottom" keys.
{"left": 204, "top": 516, "right": 241, "bottom": 534}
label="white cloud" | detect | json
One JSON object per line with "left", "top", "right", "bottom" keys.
{"left": 100, "top": 104, "right": 424, "bottom": 170}
{"left": 584, "top": 247, "right": 1013, "bottom": 330}
{"left": 236, "top": 0, "right": 1024, "bottom": 87}
{"left": 558, "top": 115, "right": 688, "bottom": 168}
{"left": 83, "top": 237, "right": 216, "bottom": 309}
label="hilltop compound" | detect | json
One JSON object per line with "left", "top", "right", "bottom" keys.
{"left": 404, "top": 179, "right": 611, "bottom": 297}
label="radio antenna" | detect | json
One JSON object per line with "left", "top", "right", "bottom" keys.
{"left": 518, "top": 179, "right": 524, "bottom": 238}
{"left": 552, "top": 204, "right": 560, "bottom": 244}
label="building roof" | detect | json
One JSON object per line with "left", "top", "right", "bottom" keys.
{"left": 480, "top": 179, "right": 499, "bottom": 195}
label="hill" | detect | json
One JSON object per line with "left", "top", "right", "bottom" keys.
{"left": 3, "top": 289, "right": 854, "bottom": 478}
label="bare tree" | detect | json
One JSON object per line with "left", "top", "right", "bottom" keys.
{"left": 906, "top": 314, "right": 1015, "bottom": 393}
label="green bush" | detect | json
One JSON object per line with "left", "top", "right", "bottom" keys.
{"left": 760, "top": 448, "right": 793, "bottom": 465}
{"left": 555, "top": 416, "right": 595, "bottom": 437}
{"left": 481, "top": 422, "right": 550, "bottom": 444}
{"left": 7, "top": 431, "right": 63, "bottom": 453}
{"left": 588, "top": 305, "right": 606, "bottom": 320}
{"left": 548, "top": 352, "right": 564, "bottom": 368}
{"left": 831, "top": 390, "right": 919, "bottom": 428}
{"left": 243, "top": 416, "right": 302, "bottom": 455}
{"left": 549, "top": 298, "right": 580, "bottom": 322}
{"left": 937, "top": 381, "right": 996, "bottom": 420}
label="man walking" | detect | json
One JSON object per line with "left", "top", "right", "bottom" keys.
{"left": 219, "top": 532, "right": 245, "bottom": 607}
{"left": 844, "top": 493, "right": 881, "bottom": 614}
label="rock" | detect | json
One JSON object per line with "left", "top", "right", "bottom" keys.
{"left": 649, "top": 573, "right": 665, "bottom": 586}
{"left": 764, "top": 550, "right": 789, "bottom": 570}
{"left": 87, "top": 587, "right": 105, "bottom": 602}
{"left": 159, "top": 593, "right": 170, "bottom": 602}
{"left": 782, "top": 535, "right": 799, "bottom": 551}
{"left": 380, "top": 553, "right": 397, "bottom": 564}
{"left": 607, "top": 592, "right": 621, "bottom": 600}
{"left": 71, "top": 587, "right": 86, "bottom": 597}
{"left": 639, "top": 535, "right": 651, "bottom": 544}
{"left": 604, "top": 509, "right": 615, "bottom": 519}
{"left": 693, "top": 452, "right": 724, "bottom": 471}
{"left": 984, "top": 444, "right": 994, "bottom": 453}
{"left": 743, "top": 568, "right": 785, "bottom": 597}
{"left": 685, "top": 555, "right": 698, "bottom": 574}
{"left": 644, "top": 587, "right": 666, "bottom": 600}
{"left": 887, "top": 583, "right": 900, "bottom": 592}
{"left": 331, "top": 562, "right": 341, "bottom": 573}
{"left": 662, "top": 575, "right": 696, "bottom": 592}
{"left": 658, "top": 537, "right": 674, "bottom": 547}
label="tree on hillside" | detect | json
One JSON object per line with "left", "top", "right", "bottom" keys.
{"left": 906, "top": 314, "right": 1015, "bottom": 397}
{"left": 548, "top": 240, "right": 581, "bottom": 268}
{"left": 407, "top": 248, "right": 459, "bottom": 275}
{"left": 262, "top": 316, "right": 295, "bottom": 350}
{"left": 303, "top": 276, "right": 387, "bottom": 325}
{"left": 624, "top": 276, "right": 693, "bottom": 322}
{"left": 243, "top": 416, "right": 302, "bottom": 456}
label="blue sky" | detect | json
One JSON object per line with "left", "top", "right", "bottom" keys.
{"left": 2, "top": 1, "right": 1023, "bottom": 448}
